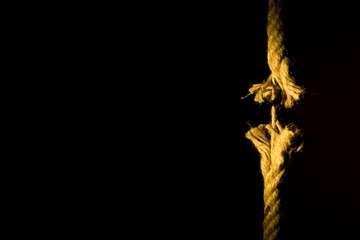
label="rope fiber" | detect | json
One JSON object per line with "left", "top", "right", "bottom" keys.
{"left": 245, "top": 0, "right": 304, "bottom": 239}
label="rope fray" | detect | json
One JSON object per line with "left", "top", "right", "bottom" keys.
{"left": 246, "top": 121, "right": 303, "bottom": 240}
{"left": 246, "top": 122, "right": 302, "bottom": 175}
{"left": 242, "top": 76, "right": 278, "bottom": 103}
{"left": 243, "top": 0, "right": 304, "bottom": 108}
{"left": 243, "top": 73, "right": 304, "bottom": 108}
{"left": 244, "top": 1, "right": 304, "bottom": 239}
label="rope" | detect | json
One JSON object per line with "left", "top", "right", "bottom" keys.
{"left": 244, "top": 0, "right": 304, "bottom": 239}
{"left": 246, "top": 0, "right": 303, "bottom": 108}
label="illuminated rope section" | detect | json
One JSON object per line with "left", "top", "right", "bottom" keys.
{"left": 245, "top": 0, "right": 304, "bottom": 239}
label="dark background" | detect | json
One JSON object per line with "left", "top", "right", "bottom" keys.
{"left": 25, "top": 1, "right": 358, "bottom": 238}
{"left": 138, "top": 0, "right": 360, "bottom": 239}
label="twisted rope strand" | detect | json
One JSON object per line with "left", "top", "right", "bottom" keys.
{"left": 245, "top": 1, "right": 304, "bottom": 239}
{"left": 245, "top": 0, "right": 304, "bottom": 108}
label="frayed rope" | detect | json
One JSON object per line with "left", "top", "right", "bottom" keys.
{"left": 244, "top": 0, "right": 304, "bottom": 239}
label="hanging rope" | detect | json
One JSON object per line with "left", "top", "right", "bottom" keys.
{"left": 245, "top": 0, "right": 304, "bottom": 239}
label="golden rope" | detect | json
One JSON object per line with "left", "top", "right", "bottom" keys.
{"left": 245, "top": 0, "right": 304, "bottom": 239}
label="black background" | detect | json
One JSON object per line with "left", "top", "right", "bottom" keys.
{"left": 26, "top": 1, "right": 359, "bottom": 238}
{"left": 134, "top": 0, "right": 360, "bottom": 239}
